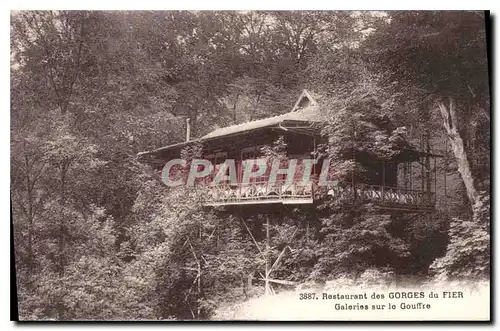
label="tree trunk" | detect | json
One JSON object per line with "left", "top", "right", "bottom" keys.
{"left": 438, "top": 97, "right": 479, "bottom": 208}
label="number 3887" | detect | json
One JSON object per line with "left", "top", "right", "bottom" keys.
{"left": 299, "top": 293, "right": 316, "bottom": 300}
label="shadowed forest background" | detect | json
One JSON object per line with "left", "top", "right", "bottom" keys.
{"left": 11, "top": 11, "right": 490, "bottom": 320}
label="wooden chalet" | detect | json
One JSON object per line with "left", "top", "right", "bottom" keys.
{"left": 138, "top": 90, "right": 438, "bottom": 212}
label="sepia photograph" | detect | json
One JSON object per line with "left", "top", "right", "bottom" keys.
{"left": 10, "top": 10, "right": 491, "bottom": 321}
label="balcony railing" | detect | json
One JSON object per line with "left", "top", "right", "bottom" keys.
{"left": 323, "top": 183, "right": 435, "bottom": 210}
{"left": 200, "top": 180, "right": 435, "bottom": 211}
{"left": 202, "top": 180, "right": 314, "bottom": 206}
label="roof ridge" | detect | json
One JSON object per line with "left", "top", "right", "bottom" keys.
{"left": 201, "top": 105, "right": 323, "bottom": 140}
{"left": 202, "top": 110, "right": 294, "bottom": 135}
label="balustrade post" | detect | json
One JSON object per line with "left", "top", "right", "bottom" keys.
{"left": 382, "top": 161, "right": 386, "bottom": 204}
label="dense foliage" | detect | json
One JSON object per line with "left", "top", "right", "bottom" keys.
{"left": 11, "top": 11, "right": 489, "bottom": 320}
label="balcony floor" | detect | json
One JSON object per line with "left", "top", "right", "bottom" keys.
{"left": 199, "top": 181, "right": 435, "bottom": 212}
{"left": 204, "top": 197, "right": 314, "bottom": 207}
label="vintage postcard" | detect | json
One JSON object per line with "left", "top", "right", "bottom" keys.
{"left": 10, "top": 10, "right": 490, "bottom": 321}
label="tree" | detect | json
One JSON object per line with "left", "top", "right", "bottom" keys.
{"left": 361, "top": 11, "right": 490, "bottom": 280}
{"left": 364, "top": 11, "right": 490, "bottom": 213}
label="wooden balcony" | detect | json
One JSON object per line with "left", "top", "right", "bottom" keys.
{"left": 200, "top": 180, "right": 435, "bottom": 212}
{"left": 203, "top": 181, "right": 314, "bottom": 206}
{"left": 323, "top": 183, "right": 436, "bottom": 212}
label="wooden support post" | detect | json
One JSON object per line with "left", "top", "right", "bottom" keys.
{"left": 241, "top": 218, "right": 264, "bottom": 257}
{"left": 405, "top": 163, "right": 408, "bottom": 189}
{"left": 421, "top": 156, "right": 425, "bottom": 192}
{"left": 312, "top": 136, "right": 317, "bottom": 178}
{"left": 426, "top": 141, "right": 432, "bottom": 195}
{"left": 410, "top": 162, "right": 413, "bottom": 190}
{"left": 434, "top": 157, "right": 437, "bottom": 194}
{"left": 265, "top": 217, "right": 270, "bottom": 296}
{"left": 382, "top": 162, "right": 385, "bottom": 203}
{"left": 444, "top": 144, "right": 448, "bottom": 197}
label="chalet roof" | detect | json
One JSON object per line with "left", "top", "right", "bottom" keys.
{"left": 201, "top": 103, "right": 324, "bottom": 140}
{"left": 137, "top": 90, "right": 324, "bottom": 160}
